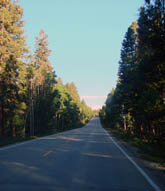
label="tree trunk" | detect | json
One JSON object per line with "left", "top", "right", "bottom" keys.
{"left": 124, "top": 118, "right": 127, "bottom": 131}
{"left": 12, "top": 120, "right": 16, "bottom": 137}
{"left": 0, "top": 105, "right": 4, "bottom": 136}
{"left": 0, "top": 105, "right": 2, "bottom": 136}
{"left": 62, "top": 116, "right": 64, "bottom": 130}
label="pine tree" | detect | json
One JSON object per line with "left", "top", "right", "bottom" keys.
{"left": 117, "top": 22, "right": 139, "bottom": 132}
{"left": 0, "top": 0, "right": 27, "bottom": 137}
{"left": 65, "top": 82, "right": 81, "bottom": 105}
{"left": 32, "top": 30, "right": 56, "bottom": 135}
{"left": 137, "top": 0, "right": 165, "bottom": 137}
{"left": 34, "top": 30, "right": 53, "bottom": 91}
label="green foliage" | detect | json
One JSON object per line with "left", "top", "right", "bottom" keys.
{"left": 0, "top": 0, "right": 27, "bottom": 137}
{"left": 80, "top": 100, "right": 94, "bottom": 124}
{"left": 100, "top": 0, "right": 165, "bottom": 143}
{"left": 0, "top": 0, "right": 93, "bottom": 140}
{"left": 53, "top": 84, "right": 79, "bottom": 130}
{"left": 65, "top": 82, "right": 94, "bottom": 124}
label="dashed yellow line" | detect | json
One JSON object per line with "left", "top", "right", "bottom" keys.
{"left": 43, "top": 150, "right": 56, "bottom": 157}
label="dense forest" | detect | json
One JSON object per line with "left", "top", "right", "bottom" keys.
{"left": 0, "top": 0, "right": 93, "bottom": 139}
{"left": 100, "top": 0, "right": 165, "bottom": 143}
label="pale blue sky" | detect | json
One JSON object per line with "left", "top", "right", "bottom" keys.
{"left": 20, "top": 0, "right": 144, "bottom": 109}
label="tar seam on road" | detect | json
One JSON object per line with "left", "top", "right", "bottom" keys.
{"left": 103, "top": 128, "right": 161, "bottom": 191}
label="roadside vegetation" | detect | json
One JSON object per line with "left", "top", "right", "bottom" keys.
{"left": 100, "top": 0, "right": 165, "bottom": 165}
{"left": 0, "top": 0, "right": 93, "bottom": 147}
{"left": 106, "top": 127, "right": 165, "bottom": 166}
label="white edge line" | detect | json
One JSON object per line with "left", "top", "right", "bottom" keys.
{"left": 103, "top": 128, "right": 161, "bottom": 191}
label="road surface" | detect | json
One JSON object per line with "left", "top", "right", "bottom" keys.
{"left": 0, "top": 118, "right": 162, "bottom": 191}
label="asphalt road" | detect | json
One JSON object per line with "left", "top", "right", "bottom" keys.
{"left": 0, "top": 117, "right": 162, "bottom": 191}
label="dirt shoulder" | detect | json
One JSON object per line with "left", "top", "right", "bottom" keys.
{"left": 106, "top": 128, "right": 165, "bottom": 190}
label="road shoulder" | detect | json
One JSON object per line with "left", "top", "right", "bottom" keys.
{"left": 105, "top": 128, "right": 165, "bottom": 191}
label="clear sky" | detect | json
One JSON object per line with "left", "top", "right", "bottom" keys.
{"left": 20, "top": 0, "right": 144, "bottom": 110}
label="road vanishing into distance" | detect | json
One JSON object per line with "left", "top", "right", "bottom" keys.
{"left": 0, "top": 118, "right": 163, "bottom": 191}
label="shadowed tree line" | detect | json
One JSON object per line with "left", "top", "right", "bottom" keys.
{"left": 0, "top": 0, "right": 93, "bottom": 139}
{"left": 100, "top": 0, "right": 165, "bottom": 143}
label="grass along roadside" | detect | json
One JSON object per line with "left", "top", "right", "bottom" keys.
{"left": 105, "top": 127, "right": 165, "bottom": 167}
{"left": 0, "top": 129, "right": 64, "bottom": 148}
{"left": 0, "top": 122, "right": 87, "bottom": 148}
{"left": 0, "top": 136, "right": 36, "bottom": 148}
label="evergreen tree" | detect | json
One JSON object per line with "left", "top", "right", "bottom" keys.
{"left": 0, "top": 0, "right": 27, "bottom": 137}
{"left": 101, "top": 0, "right": 165, "bottom": 141}
{"left": 0, "top": 1, "right": 95, "bottom": 141}
{"left": 137, "top": 0, "right": 165, "bottom": 137}
{"left": 117, "top": 22, "right": 139, "bottom": 133}
{"left": 65, "top": 82, "right": 81, "bottom": 105}
{"left": 32, "top": 30, "right": 56, "bottom": 135}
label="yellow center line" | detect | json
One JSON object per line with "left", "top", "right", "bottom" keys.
{"left": 43, "top": 150, "right": 55, "bottom": 157}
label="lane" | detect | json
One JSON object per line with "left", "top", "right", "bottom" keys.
{"left": 0, "top": 118, "right": 160, "bottom": 191}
